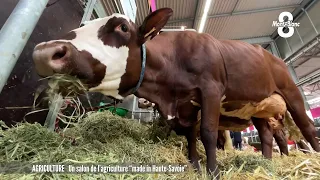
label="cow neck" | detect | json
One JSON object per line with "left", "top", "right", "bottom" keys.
{"left": 134, "top": 43, "right": 174, "bottom": 118}
{"left": 130, "top": 43, "right": 146, "bottom": 94}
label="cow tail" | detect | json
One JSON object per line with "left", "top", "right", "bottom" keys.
{"left": 283, "top": 110, "right": 304, "bottom": 142}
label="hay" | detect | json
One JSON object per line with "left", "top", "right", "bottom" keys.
{"left": 1, "top": 111, "right": 319, "bottom": 180}
{"left": 38, "top": 74, "right": 88, "bottom": 102}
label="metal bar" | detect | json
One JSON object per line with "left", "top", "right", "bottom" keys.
{"left": 81, "top": 0, "right": 97, "bottom": 24}
{"left": 167, "top": 4, "right": 299, "bottom": 24}
{"left": 114, "top": 0, "right": 123, "bottom": 14}
{"left": 297, "top": 72, "right": 320, "bottom": 86}
{"left": 295, "top": 26, "right": 304, "bottom": 45}
{"left": 237, "top": 36, "right": 273, "bottom": 44}
{"left": 301, "top": 55, "right": 320, "bottom": 58}
{"left": 285, "top": 38, "right": 293, "bottom": 53}
{"left": 192, "top": 0, "right": 200, "bottom": 29}
{"left": 302, "top": 8, "right": 318, "bottom": 35}
{"left": 94, "top": 0, "right": 108, "bottom": 18}
{"left": 231, "top": 0, "right": 240, "bottom": 15}
{"left": 284, "top": 34, "right": 320, "bottom": 64}
{"left": 270, "top": 41, "right": 281, "bottom": 58}
{"left": 288, "top": 65, "right": 311, "bottom": 110}
{"left": 167, "top": 18, "right": 194, "bottom": 24}
{"left": 304, "top": 77, "right": 320, "bottom": 87}
{"left": 0, "top": 0, "right": 49, "bottom": 93}
{"left": 132, "top": 96, "right": 136, "bottom": 119}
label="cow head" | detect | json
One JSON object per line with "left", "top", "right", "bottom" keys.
{"left": 32, "top": 8, "right": 173, "bottom": 99}
{"left": 138, "top": 98, "right": 155, "bottom": 109}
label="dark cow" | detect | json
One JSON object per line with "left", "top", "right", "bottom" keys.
{"left": 138, "top": 98, "right": 289, "bottom": 156}
{"left": 32, "top": 8, "right": 320, "bottom": 178}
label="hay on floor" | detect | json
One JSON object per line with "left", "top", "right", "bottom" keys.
{"left": 0, "top": 111, "right": 319, "bottom": 180}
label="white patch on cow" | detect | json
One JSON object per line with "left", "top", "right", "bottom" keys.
{"left": 220, "top": 93, "right": 287, "bottom": 120}
{"left": 35, "top": 13, "right": 132, "bottom": 99}
{"left": 221, "top": 95, "right": 226, "bottom": 102}
{"left": 190, "top": 100, "right": 201, "bottom": 107}
{"left": 167, "top": 115, "right": 175, "bottom": 120}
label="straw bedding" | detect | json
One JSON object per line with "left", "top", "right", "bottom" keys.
{"left": 1, "top": 74, "right": 318, "bottom": 180}
{"left": 0, "top": 111, "right": 319, "bottom": 180}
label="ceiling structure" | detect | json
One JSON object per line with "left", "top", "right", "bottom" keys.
{"left": 89, "top": 0, "right": 320, "bottom": 109}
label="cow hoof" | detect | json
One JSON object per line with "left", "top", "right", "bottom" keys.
{"left": 208, "top": 172, "right": 220, "bottom": 180}
{"left": 207, "top": 166, "right": 220, "bottom": 180}
{"left": 190, "top": 160, "right": 201, "bottom": 173}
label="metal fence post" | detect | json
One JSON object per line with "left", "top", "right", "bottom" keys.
{"left": 0, "top": 0, "right": 49, "bottom": 93}
{"left": 80, "top": 0, "right": 97, "bottom": 24}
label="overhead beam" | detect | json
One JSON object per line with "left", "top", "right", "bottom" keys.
{"left": 297, "top": 72, "right": 320, "bottom": 87}
{"left": 192, "top": 0, "right": 200, "bottom": 29}
{"left": 301, "top": 55, "right": 320, "bottom": 58}
{"left": 167, "top": 4, "right": 299, "bottom": 24}
{"left": 236, "top": 36, "right": 274, "bottom": 45}
{"left": 288, "top": 65, "right": 311, "bottom": 112}
{"left": 284, "top": 34, "right": 320, "bottom": 64}
{"left": 231, "top": 0, "right": 240, "bottom": 15}
{"left": 198, "top": 0, "right": 214, "bottom": 33}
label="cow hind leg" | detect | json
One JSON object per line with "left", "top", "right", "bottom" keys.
{"left": 281, "top": 88, "right": 320, "bottom": 152}
{"left": 296, "top": 140, "right": 311, "bottom": 153}
{"left": 273, "top": 129, "right": 289, "bottom": 156}
{"left": 252, "top": 118, "right": 273, "bottom": 159}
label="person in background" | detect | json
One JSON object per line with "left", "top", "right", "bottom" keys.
{"left": 233, "top": 131, "right": 243, "bottom": 150}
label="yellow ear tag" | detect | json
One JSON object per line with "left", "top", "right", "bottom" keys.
{"left": 144, "top": 27, "right": 156, "bottom": 38}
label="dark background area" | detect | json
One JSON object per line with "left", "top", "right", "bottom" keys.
{"left": 0, "top": 0, "right": 85, "bottom": 126}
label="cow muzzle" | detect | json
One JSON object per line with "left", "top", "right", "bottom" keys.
{"left": 32, "top": 42, "right": 77, "bottom": 77}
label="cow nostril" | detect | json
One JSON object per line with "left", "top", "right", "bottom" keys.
{"left": 52, "top": 46, "right": 67, "bottom": 60}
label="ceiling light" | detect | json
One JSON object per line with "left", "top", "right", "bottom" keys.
{"left": 198, "top": 0, "right": 213, "bottom": 33}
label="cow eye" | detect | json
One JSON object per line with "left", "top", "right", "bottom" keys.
{"left": 120, "top": 24, "right": 128, "bottom": 32}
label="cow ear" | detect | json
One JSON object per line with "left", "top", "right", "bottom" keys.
{"left": 138, "top": 8, "right": 173, "bottom": 44}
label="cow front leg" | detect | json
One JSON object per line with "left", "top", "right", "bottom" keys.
{"left": 185, "top": 126, "right": 201, "bottom": 172}
{"left": 200, "top": 88, "right": 222, "bottom": 178}
{"left": 252, "top": 118, "right": 273, "bottom": 159}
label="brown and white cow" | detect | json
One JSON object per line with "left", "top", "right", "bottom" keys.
{"left": 32, "top": 8, "right": 320, "bottom": 178}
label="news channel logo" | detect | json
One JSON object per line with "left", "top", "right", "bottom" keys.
{"left": 272, "top": 12, "right": 300, "bottom": 38}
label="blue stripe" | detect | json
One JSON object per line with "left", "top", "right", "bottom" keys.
{"left": 131, "top": 43, "right": 146, "bottom": 94}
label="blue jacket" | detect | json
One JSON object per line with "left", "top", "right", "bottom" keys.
{"left": 233, "top": 132, "right": 242, "bottom": 142}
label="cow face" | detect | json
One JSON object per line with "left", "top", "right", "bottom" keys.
{"left": 32, "top": 8, "right": 173, "bottom": 99}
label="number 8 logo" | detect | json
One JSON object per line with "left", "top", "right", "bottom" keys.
{"left": 278, "top": 12, "right": 294, "bottom": 38}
